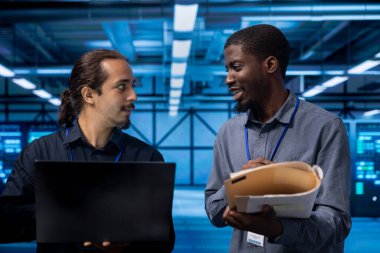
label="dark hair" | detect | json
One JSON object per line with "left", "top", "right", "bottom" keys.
{"left": 224, "top": 24, "right": 290, "bottom": 78}
{"left": 58, "top": 49, "right": 129, "bottom": 127}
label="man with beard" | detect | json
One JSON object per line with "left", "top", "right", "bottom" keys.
{"left": 205, "top": 24, "right": 351, "bottom": 253}
{"left": 0, "top": 49, "right": 174, "bottom": 253}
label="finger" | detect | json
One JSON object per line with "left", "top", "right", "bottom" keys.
{"left": 258, "top": 159, "right": 272, "bottom": 165}
{"left": 224, "top": 214, "right": 239, "bottom": 228}
{"left": 83, "top": 241, "right": 92, "bottom": 247}
{"left": 229, "top": 210, "right": 250, "bottom": 223}
{"left": 102, "top": 240, "right": 111, "bottom": 247}
{"left": 242, "top": 162, "right": 261, "bottom": 170}
{"left": 242, "top": 158, "right": 272, "bottom": 170}
{"left": 262, "top": 205, "right": 276, "bottom": 220}
{"left": 222, "top": 206, "right": 230, "bottom": 219}
{"left": 226, "top": 215, "right": 245, "bottom": 230}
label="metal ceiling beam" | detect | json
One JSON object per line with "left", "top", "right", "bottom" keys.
{"left": 12, "top": 64, "right": 380, "bottom": 77}
{"left": 15, "top": 24, "right": 56, "bottom": 63}
{"left": 204, "top": 31, "right": 225, "bottom": 62}
{"left": 300, "top": 21, "right": 349, "bottom": 61}
{"left": 1, "top": 2, "right": 380, "bottom": 22}
{"left": 0, "top": 2, "right": 173, "bottom": 23}
{"left": 103, "top": 21, "right": 136, "bottom": 62}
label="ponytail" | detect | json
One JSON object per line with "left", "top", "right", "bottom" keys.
{"left": 58, "top": 89, "right": 76, "bottom": 127}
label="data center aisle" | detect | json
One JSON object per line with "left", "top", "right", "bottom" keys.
{"left": 0, "top": 186, "right": 379, "bottom": 253}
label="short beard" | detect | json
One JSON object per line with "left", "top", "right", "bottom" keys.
{"left": 115, "top": 118, "right": 131, "bottom": 130}
{"left": 234, "top": 100, "right": 254, "bottom": 113}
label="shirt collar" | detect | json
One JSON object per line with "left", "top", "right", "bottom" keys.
{"left": 241, "top": 90, "right": 298, "bottom": 126}
{"left": 108, "top": 128, "right": 123, "bottom": 149}
{"left": 63, "top": 122, "right": 123, "bottom": 149}
{"left": 62, "top": 122, "right": 82, "bottom": 145}
{"left": 272, "top": 91, "right": 298, "bottom": 124}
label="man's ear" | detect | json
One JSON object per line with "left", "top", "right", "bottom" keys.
{"left": 265, "top": 56, "right": 278, "bottom": 74}
{"left": 81, "top": 86, "right": 96, "bottom": 104}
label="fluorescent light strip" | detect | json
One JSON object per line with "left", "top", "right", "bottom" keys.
{"left": 170, "top": 78, "right": 184, "bottom": 89}
{"left": 48, "top": 98, "right": 61, "bottom": 106}
{"left": 286, "top": 70, "right": 321, "bottom": 76}
{"left": 321, "top": 76, "right": 348, "bottom": 88}
{"left": 348, "top": 60, "right": 380, "bottom": 74}
{"left": 375, "top": 52, "right": 380, "bottom": 58}
{"left": 237, "top": 4, "right": 380, "bottom": 13}
{"left": 32, "top": 89, "right": 52, "bottom": 99}
{"left": 169, "top": 109, "right": 178, "bottom": 117}
{"left": 133, "top": 40, "right": 162, "bottom": 47}
{"left": 169, "top": 105, "right": 179, "bottom": 111}
{"left": 12, "top": 78, "right": 36, "bottom": 89}
{"left": 270, "top": 5, "right": 380, "bottom": 12}
{"left": 174, "top": 4, "right": 199, "bottom": 32}
{"left": 364, "top": 109, "right": 380, "bottom": 117}
{"left": 242, "top": 14, "right": 380, "bottom": 22}
{"left": 324, "top": 70, "right": 346, "bottom": 75}
{"left": 169, "top": 98, "right": 180, "bottom": 105}
{"left": 86, "top": 40, "right": 112, "bottom": 48}
{"left": 170, "top": 89, "right": 182, "bottom": 98}
{"left": 302, "top": 85, "right": 326, "bottom": 97}
{"left": 36, "top": 69, "right": 71, "bottom": 75}
{"left": 172, "top": 40, "right": 192, "bottom": 58}
{"left": 171, "top": 62, "right": 187, "bottom": 76}
{"left": 0, "top": 64, "right": 15, "bottom": 77}
{"left": 169, "top": 104, "right": 179, "bottom": 117}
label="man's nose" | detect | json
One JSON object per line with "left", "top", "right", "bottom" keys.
{"left": 128, "top": 87, "right": 137, "bottom": 102}
{"left": 225, "top": 71, "right": 235, "bottom": 85}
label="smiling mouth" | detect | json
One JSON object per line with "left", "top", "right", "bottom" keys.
{"left": 232, "top": 89, "right": 242, "bottom": 95}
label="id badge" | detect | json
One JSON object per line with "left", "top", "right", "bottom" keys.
{"left": 247, "top": 231, "right": 264, "bottom": 247}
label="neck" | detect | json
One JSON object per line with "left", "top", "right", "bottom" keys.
{"left": 253, "top": 88, "right": 289, "bottom": 123}
{"left": 77, "top": 113, "right": 113, "bottom": 149}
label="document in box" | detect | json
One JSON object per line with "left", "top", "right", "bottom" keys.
{"left": 224, "top": 161, "right": 323, "bottom": 218}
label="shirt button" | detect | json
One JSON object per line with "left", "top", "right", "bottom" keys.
{"left": 260, "top": 134, "right": 265, "bottom": 138}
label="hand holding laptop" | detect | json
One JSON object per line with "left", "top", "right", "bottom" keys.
{"left": 83, "top": 240, "right": 130, "bottom": 253}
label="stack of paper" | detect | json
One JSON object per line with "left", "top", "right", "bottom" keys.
{"left": 224, "top": 161, "right": 323, "bottom": 218}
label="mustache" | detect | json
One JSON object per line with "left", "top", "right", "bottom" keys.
{"left": 121, "top": 103, "right": 135, "bottom": 111}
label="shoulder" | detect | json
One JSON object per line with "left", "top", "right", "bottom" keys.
{"left": 296, "top": 100, "right": 345, "bottom": 137}
{"left": 122, "top": 132, "right": 163, "bottom": 158}
{"left": 214, "top": 113, "right": 246, "bottom": 147}
{"left": 298, "top": 99, "right": 341, "bottom": 123}
{"left": 122, "top": 133, "right": 154, "bottom": 149}
{"left": 218, "top": 113, "right": 246, "bottom": 134}
{"left": 26, "top": 129, "right": 64, "bottom": 151}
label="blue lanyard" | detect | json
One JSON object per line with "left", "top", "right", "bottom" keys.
{"left": 65, "top": 127, "right": 124, "bottom": 162}
{"left": 245, "top": 98, "right": 300, "bottom": 161}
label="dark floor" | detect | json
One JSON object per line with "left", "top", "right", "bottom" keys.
{"left": 0, "top": 186, "right": 379, "bottom": 253}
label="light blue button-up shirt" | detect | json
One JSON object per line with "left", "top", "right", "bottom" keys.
{"left": 205, "top": 91, "right": 351, "bottom": 253}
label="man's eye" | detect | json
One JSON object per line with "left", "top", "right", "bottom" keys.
{"left": 232, "top": 65, "right": 241, "bottom": 71}
{"left": 117, "top": 83, "right": 126, "bottom": 90}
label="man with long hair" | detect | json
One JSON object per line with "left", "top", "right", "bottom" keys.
{"left": 0, "top": 49, "right": 174, "bottom": 253}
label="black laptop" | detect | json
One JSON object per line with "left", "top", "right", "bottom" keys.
{"left": 35, "top": 161, "right": 176, "bottom": 243}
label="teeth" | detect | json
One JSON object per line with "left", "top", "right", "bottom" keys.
{"left": 233, "top": 89, "right": 241, "bottom": 95}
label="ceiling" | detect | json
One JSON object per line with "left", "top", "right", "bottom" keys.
{"left": 1, "top": 0, "right": 380, "bottom": 118}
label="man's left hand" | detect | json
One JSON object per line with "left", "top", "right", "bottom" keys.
{"left": 83, "top": 240, "right": 130, "bottom": 253}
{"left": 223, "top": 205, "right": 283, "bottom": 239}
